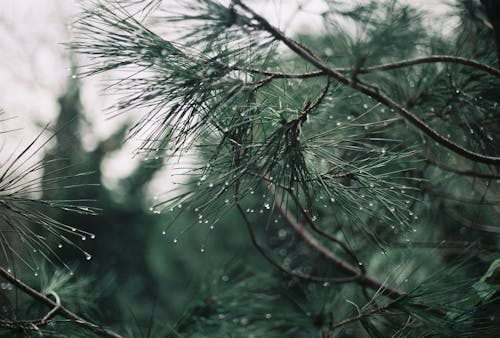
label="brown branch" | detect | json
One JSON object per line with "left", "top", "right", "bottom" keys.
{"left": 235, "top": 202, "right": 360, "bottom": 283}
{"left": 244, "top": 54, "right": 500, "bottom": 79}
{"left": 233, "top": 1, "right": 500, "bottom": 164}
{"left": 355, "top": 55, "right": 500, "bottom": 77}
{"left": 295, "top": 77, "right": 331, "bottom": 126}
{"left": 286, "top": 188, "right": 365, "bottom": 274}
{"left": 331, "top": 304, "right": 391, "bottom": 330}
{"left": 423, "top": 156, "right": 500, "bottom": 180}
{"left": 265, "top": 181, "right": 405, "bottom": 299}
{"left": 446, "top": 208, "right": 500, "bottom": 234}
{"left": 0, "top": 267, "right": 123, "bottom": 338}
{"left": 389, "top": 241, "right": 500, "bottom": 253}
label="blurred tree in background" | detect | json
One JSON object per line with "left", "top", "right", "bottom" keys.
{"left": 1, "top": 0, "right": 500, "bottom": 337}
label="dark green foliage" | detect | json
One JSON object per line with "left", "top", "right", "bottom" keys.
{"left": 1, "top": 0, "right": 500, "bottom": 337}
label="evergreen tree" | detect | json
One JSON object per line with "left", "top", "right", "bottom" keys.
{"left": 1, "top": 0, "right": 500, "bottom": 337}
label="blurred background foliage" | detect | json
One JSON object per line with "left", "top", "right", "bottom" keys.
{"left": 0, "top": 0, "right": 499, "bottom": 337}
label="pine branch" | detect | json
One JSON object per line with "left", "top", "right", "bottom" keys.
{"left": 244, "top": 55, "right": 500, "bottom": 79}
{"left": 232, "top": 0, "right": 500, "bottom": 165}
{"left": 0, "top": 267, "right": 123, "bottom": 338}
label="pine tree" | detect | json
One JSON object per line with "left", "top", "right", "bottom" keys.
{"left": 1, "top": 0, "right": 500, "bottom": 337}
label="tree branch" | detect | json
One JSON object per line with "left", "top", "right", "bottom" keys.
{"left": 264, "top": 180, "right": 405, "bottom": 299}
{"left": 233, "top": 0, "right": 500, "bottom": 165}
{"left": 0, "top": 267, "right": 123, "bottom": 338}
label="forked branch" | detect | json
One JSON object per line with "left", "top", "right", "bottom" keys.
{"left": 0, "top": 267, "right": 123, "bottom": 338}
{"left": 232, "top": 0, "right": 500, "bottom": 165}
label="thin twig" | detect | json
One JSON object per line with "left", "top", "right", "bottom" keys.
{"left": 235, "top": 202, "right": 360, "bottom": 283}
{"left": 286, "top": 188, "right": 365, "bottom": 274}
{"left": 265, "top": 180, "right": 405, "bottom": 298}
{"left": 389, "top": 241, "right": 500, "bottom": 253}
{"left": 0, "top": 267, "right": 123, "bottom": 338}
{"left": 423, "top": 156, "right": 500, "bottom": 180}
{"left": 331, "top": 304, "right": 391, "bottom": 330}
{"left": 446, "top": 208, "right": 500, "bottom": 234}
{"left": 244, "top": 55, "right": 500, "bottom": 79}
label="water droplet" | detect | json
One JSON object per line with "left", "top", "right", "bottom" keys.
{"left": 86, "top": 254, "right": 92, "bottom": 261}
{"left": 363, "top": 104, "right": 368, "bottom": 109}
{"left": 265, "top": 313, "right": 272, "bottom": 319}
{"left": 278, "top": 229, "right": 287, "bottom": 239}
{"left": 162, "top": 231, "right": 166, "bottom": 235}
{"left": 81, "top": 236, "right": 86, "bottom": 241}
{"left": 71, "top": 74, "right": 77, "bottom": 79}
{"left": 264, "top": 203, "right": 270, "bottom": 209}
{"left": 90, "top": 234, "right": 95, "bottom": 239}
{"left": 173, "top": 238, "right": 178, "bottom": 243}
{"left": 58, "top": 244, "right": 63, "bottom": 248}
{"left": 200, "top": 247, "right": 205, "bottom": 253}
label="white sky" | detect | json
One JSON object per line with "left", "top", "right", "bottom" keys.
{"left": 0, "top": 0, "right": 455, "bottom": 194}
